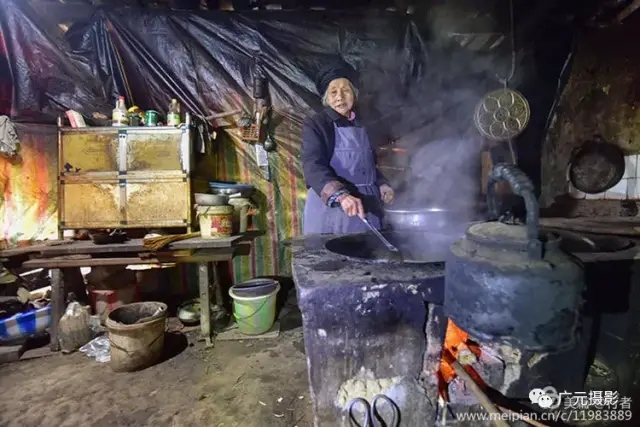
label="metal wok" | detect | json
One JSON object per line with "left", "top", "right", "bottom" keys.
{"left": 325, "top": 230, "right": 465, "bottom": 264}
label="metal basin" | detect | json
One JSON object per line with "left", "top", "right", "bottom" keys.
{"left": 383, "top": 206, "right": 483, "bottom": 232}
{"left": 325, "top": 230, "right": 464, "bottom": 264}
{"left": 195, "top": 193, "right": 229, "bottom": 206}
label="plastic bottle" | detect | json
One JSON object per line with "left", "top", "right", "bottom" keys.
{"left": 112, "top": 96, "right": 129, "bottom": 127}
{"left": 167, "top": 98, "right": 181, "bottom": 126}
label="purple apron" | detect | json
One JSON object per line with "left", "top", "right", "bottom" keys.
{"left": 303, "top": 122, "right": 383, "bottom": 235}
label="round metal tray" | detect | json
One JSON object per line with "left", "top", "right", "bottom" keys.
{"left": 474, "top": 88, "right": 530, "bottom": 141}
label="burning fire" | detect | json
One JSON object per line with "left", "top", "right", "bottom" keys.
{"left": 438, "top": 319, "right": 488, "bottom": 400}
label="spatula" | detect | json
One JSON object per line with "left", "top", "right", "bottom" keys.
{"left": 359, "top": 216, "right": 399, "bottom": 253}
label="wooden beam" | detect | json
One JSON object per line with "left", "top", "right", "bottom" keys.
{"left": 49, "top": 270, "right": 63, "bottom": 352}
{"left": 199, "top": 262, "right": 212, "bottom": 346}
{"left": 21, "top": 244, "right": 251, "bottom": 269}
{"left": 23, "top": 255, "right": 225, "bottom": 268}
{"left": 0, "top": 231, "right": 263, "bottom": 258}
{"left": 617, "top": 0, "right": 640, "bottom": 22}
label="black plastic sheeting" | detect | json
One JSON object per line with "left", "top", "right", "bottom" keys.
{"left": 0, "top": 0, "right": 579, "bottom": 275}
{"left": 1, "top": 1, "right": 577, "bottom": 143}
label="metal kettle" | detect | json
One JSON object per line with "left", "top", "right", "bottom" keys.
{"left": 444, "top": 164, "right": 585, "bottom": 352}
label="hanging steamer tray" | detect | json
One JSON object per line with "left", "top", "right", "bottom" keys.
{"left": 474, "top": 88, "right": 531, "bottom": 141}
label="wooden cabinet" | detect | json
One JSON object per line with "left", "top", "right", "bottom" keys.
{"left": 58, "top": 120, "right": 193, "bottom": 234}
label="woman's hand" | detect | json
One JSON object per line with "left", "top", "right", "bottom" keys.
{"left": 338, "top": 194, "right": 365, "bottom": 219}
{"left": 380, "top": 184, "right": 394, "bottom": 205}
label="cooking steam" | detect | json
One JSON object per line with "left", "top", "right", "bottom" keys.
{"left": 350, "top": 11, "right": 519, "bottom": 258}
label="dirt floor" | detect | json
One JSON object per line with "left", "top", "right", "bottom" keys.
{"left": 0, "top": 292, "right": 313, "bottom": 427}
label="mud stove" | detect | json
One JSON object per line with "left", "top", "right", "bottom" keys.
{"left": 292, "top": 231, "right": 597, "bottom": 426}
{"left": 293, "top": 236, "right": 640, "bottom": 427}
{"left": 293, "top": 166, "right": 640, "bottom": 426}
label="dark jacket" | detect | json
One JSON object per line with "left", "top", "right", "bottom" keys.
{"left": 302, "top": 106, "right": 388, "bottom": 203}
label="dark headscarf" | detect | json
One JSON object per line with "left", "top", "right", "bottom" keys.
{"left": 314, "top": 59, "right": 359, "bottom": 96}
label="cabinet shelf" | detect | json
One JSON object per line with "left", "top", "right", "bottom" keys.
{"left": 57, "top": 121, "right": 194, "bottom": 236}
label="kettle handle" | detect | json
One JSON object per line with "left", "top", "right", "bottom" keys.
{"left": 486, "top": 163, "right": 543, "bottom": 260}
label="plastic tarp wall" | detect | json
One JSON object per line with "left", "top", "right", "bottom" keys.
{"left": 0, "top": 0, "right": 575, "bottom": 282}
{"left": 0, "top": 124, "right": 58, "bottom": 245}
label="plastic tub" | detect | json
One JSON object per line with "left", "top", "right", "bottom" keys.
{"left": 229, "top": 281, "right": 280, "bottom": 335}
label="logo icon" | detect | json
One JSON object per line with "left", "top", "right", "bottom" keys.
{"left": 529, "top": 388, "right": 545, "bottom": 404}
{"left": 538, "top": 394, "right": 554, "bottom": 409}
{"left": 529, "top": 386, "right": 561, "bottom": 409}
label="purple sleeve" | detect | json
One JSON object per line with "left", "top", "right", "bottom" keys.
{"left": 302, "top": 118, "right": 345, "bottom": 203}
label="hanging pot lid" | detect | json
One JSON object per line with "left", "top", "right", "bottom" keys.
{"left": 466, "top": 221, "right": 560, "bottom": 252}
{"left": 474, "top": 88, "right": 530, "bottom": 141}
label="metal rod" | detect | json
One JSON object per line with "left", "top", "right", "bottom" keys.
{"left": 359, "top": 217, "right": 399, "bottom": 252}
{"left": 497, "top": 0, "right": 516, "bottom": 86}
{"left": 507, "top": 140, "right": 517, "bottom": 164}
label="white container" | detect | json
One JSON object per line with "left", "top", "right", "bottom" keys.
{"left": 197, "top": 205, "right": 233, "bottom": 239}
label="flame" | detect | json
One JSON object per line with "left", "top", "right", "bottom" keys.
{"left": 438, "top": 319, "right": 487, "bottom": 400}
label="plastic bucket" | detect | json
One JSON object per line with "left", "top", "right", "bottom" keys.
{"left": 198, "top": 205, "right": 233, "bottom": 239}
{"left": 228, "top": 198, "right": 252, "bottom": 233}
{"left": 106, "top": 302, "right": 167, "bottom": 372}
{"left": 229, "top": 281, "right": 280, "bottom": 335}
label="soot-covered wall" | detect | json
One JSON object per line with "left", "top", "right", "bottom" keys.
{"left": 542, "top": 12, "right": 640, "bottom": 216}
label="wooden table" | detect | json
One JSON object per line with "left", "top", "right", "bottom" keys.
{"left": 0, "top": 232, "right": 262, "bottom": 350}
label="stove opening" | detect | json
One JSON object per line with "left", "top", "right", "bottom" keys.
{"left": 437, "top": 320, "right": 488, "bottom": 401}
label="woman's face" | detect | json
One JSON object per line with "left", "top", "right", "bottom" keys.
{"left": 326, "top": 78, "right": 354, "bottom": 117}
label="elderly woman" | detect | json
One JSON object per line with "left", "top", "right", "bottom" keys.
{"left": 302, "top": 60, "right": 394, "bottom": 235}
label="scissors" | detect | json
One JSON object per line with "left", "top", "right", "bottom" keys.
{"left": 345, "top": 394, "right": 400, "bottom": 427}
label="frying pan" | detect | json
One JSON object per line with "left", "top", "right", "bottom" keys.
{"left": 568, "top": 138, "right": 625, "bottom": 194}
